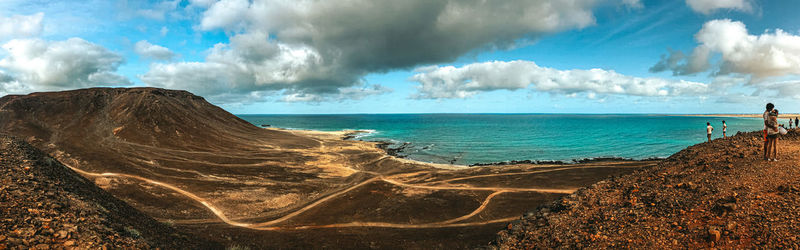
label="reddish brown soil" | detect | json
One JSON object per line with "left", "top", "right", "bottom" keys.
{"left": 0, "top": 88, "right": 655, "bottom": 249}
{"left": 0, "top": 135, "right": 218, "bottom": 249}
{"left": 494, "top": 130, "right": 800, "bottom": 249}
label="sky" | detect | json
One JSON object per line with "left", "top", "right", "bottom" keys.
{"left": 1, "top": 0, "right": 799, "bottom": 114}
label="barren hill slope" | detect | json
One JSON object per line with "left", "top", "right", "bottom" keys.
{"left": 0, "top": 134, "right": 218, "bottom": 249}
{"left": 495, "top": 130, "right": 800, "bottom": 248}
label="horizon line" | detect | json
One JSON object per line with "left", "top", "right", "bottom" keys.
{"left": 235, "top": 112, "right": 800, "bottom": 116}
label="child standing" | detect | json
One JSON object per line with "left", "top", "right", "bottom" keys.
{"left": 722, "top": 120, "right": 727, "bottom": 138}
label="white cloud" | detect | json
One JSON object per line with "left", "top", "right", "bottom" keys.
{"left": 281, "top": 84, "right": 392, "bottom": 102}
{"left": 0, "top": 38, "right": 131, "bottom": 94}
{"left": 140, "top": 32, "right": 374, "bottom": 103}
{"left": 144, "top": 0, "right": 613, "bottom": 102}
{"left": 652, "top": 19, "right": 800, "bottom": 80}
{"left": 0, "top": 12, "right": 44, "bottom": 40}
{"left": 685, "top": 0, "right": 752, "bottom": 15}
{"left": 134, "top": 40, "right": 176, "bottom": 60}
{"left": 160, "top": 26, "right": 169, "bottom": 36}
{"left": 649, "top": 47, "right": 711, "bottom": 75}
{"left": 188, "top": 0, "right": 217, "bottom": 8}
{"left": 411, "top": 60, "right": 709, "bottom": 99}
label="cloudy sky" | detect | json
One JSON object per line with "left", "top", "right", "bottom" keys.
{"left": 1, "top": 0, "right": 799, "bottom": 114}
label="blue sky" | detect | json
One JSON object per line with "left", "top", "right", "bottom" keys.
{"left": 1, "top": 0, "right": 799, "bottom": 114}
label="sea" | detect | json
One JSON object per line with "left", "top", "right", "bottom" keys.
{"left": 238, "top": 114, "right": 771, "bottom": 165}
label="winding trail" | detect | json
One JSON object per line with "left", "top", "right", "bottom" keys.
{"left": 420, "top": 163, "right": 646, "bottom": 185}
{"left": 65, "top": 165, "right": 254, "bottom": 228}
{"left": 383, "top": 178, "right": 576, "bottom": 193}
{"left": 254, "top": 217, "right": 520, "bottom": 230}
{"left": 64, "top": 162, "right": 579, "bottom": 230}
{"left": 437, "top": 191, "right": 508, "bottom": 225}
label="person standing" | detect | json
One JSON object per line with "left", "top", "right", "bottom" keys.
{"left": 796, "top": 117, "right": 798, "bottom": 129}
{"left": 707, "top": 122, "right": 713, "bottom": 142}
{"left": 764, "top": 103, "right": 776, "bottom": 161}
{"left": 767, "top": 110, "right": 780, "bottom": 161}
{"left": 722, "top": 120, "right": 727, "bottom": 138}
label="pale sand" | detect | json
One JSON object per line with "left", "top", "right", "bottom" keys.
{"left": 266, "top": 127, "right": 469, "bottom": 170}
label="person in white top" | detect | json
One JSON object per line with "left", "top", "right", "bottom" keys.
{"left": 764, "top": 103, "right": 776, "bottom": 161}
{"left": 722, "top": 120, "right": 727, "bottom": 138}
{"left": 706, "top": 122, "right": 713, "bottom": 142}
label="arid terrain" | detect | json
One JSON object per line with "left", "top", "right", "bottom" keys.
{"left": 0, "top": 135, "right": 219, "bottom": 249}
{"left": 0, "top": 88, "right": 656, "bottom": 249}
{"left": 495, "top": 130, "right": 800, "bottom": 248}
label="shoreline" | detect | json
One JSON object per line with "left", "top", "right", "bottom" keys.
{"left": 266, "top": 127, "right": 470, "bottom": 170}
{"left": 267, "top": 127, "right": 665, "bottom": 168}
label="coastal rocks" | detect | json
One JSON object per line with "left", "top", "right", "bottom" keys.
{"left": 470, "top": 157, "right": 664, "bottom": 167}
{"left": 375, "top": 141, "right": 411, "bottom": 157}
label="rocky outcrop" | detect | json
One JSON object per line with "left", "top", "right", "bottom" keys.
{"left": 493, "top": 130, "right": 800, "bottom": 248}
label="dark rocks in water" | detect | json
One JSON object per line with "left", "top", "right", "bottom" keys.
{"left": 471, "top": 159, "right": 566, "bottom": 167}
{"left": 470, "top": 157, "right": 664, "bottom": 167}
{"left": 375, "top": 141, "right": 411, "bottom": 157}
{"left": 260, "top": 124, "right": 270, "bottom": 127}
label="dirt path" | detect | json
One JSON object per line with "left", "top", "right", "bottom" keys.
{"left": 65, "top": 165, "right": 254, "bottom": 228}
{"left": 65, "top": 163, "right": 581, "bottom": 230}
{"left": 420, "top": 163, "right": 644, "bottom": 185}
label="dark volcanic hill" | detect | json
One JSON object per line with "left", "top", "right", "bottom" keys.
{"left": 0, "top": 87, "right": 656, "bottom": 248}
{"left": 0, "top": 134, "right": 218, "bottom": 249}
{"left": 494, "top": 130, "right": 800, "bottom": 249}
{"left": 0, "top": 87, "right": 317, "bottom": 165}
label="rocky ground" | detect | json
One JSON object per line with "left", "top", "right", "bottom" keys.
{"left": 0, "top": 135, "right": 218, "bottom": 249}
{"left": 493, "top": 129, "right": 800, "bottom": 249}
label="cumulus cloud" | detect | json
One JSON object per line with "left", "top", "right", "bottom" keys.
{"left": 649, "top": 47, "right": 710, "bottom": 75}
{"left": 188, "top": 0, "right": 218, "bottom": 8}
{"left": 0, "top": 38, "right": 131, "bottom": 94}
{"left": 281, "top": 84, "right": 393, "bottom": 102}
{"left": 145, "top": 0, "right": 611, "bottom": 102}
{"left": 0, "top": 12, "right": 44, "bottom": 40}
{"left": 685, "top": 0, "right": 753, "bottom": 14}
{"left": 652, "top": 19, "right": 800, "bottom": 80}
{"left": 140, "top": 32, "right": 369, "bottom": 103}
{"left": 411, "top": 60, "right": 709, "bottom": 99}
{"left": 134, "top": 40, "right": 176, "bottom": 60}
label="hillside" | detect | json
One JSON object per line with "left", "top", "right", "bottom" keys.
{"left": 0, "top": 134, "right": 217, "bottom": 249}
{"left": 494, "top": 130, "right": 800, "bottom": 248}
{"left": 0, "top": 88, "right": 655, "bottom": 248}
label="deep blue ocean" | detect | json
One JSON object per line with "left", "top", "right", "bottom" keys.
{"left": 238, "top": 114, "right": 769, "bottom": 165}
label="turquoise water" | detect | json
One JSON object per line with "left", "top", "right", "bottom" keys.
{"left": 238, "top": 114, "right": 767, "bottom": 165}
